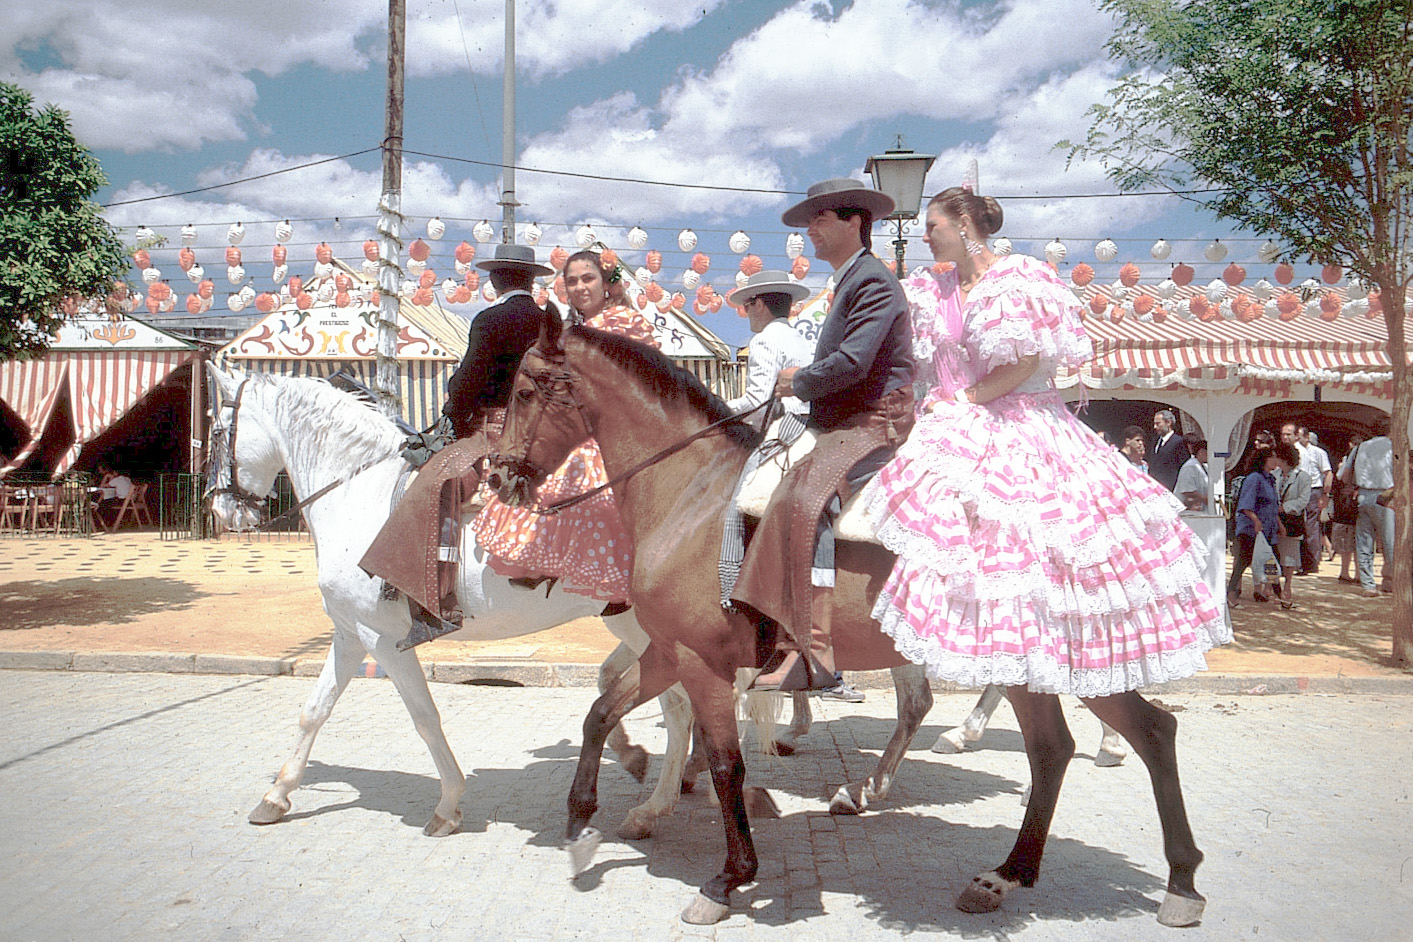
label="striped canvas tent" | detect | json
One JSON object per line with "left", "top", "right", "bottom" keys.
{"left": 0, "top": 314, "right": 203, "bottom": 478}
{"left": 214, "top": 259, "right": 467, "bottom": 431}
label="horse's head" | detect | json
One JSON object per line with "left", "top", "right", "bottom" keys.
{"left": 488, "top": 315, "right": 592, "bottom": 506}
{"left": 205, "top": 363, "right": 279, "bottom": 531}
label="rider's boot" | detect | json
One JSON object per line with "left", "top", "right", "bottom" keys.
{"left": 750, "top": 587, "right": 838, "bottom": 693}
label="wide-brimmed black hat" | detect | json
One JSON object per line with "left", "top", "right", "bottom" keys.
{"left": 726, "top": 270, "right": 810, "bottom": 308}
{"left": 475, "top": 243, "right": 553, "bottom": 276}
{"left": 781, "top": 178, "right": 895, "bottom": 227}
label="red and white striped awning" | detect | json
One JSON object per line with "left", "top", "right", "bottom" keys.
{"left": 0, "top": 350, "right": 197, "bottom": 477}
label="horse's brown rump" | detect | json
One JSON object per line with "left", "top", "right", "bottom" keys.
{"left": 829, "top": 541, "right": 911, "bottom": 671}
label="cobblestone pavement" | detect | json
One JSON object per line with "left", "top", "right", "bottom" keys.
{"left": 1, "top": 671, "right": 1409, "bottom": 941}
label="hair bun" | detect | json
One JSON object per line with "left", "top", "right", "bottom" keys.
{"left": 980, "top": 197, "right": 1004, "bottom": 236}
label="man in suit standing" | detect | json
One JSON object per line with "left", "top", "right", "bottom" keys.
{"left": 733, "top": 179, "right": 915, "bottom": 697}
{"left": 361, "top": 243, "right": 556, "bottom": 647}
{"left": 1148, "top": 409, "right": 1187, "bottom": 491}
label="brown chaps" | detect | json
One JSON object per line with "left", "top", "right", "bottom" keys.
{"left": 358, "top": 410, "right": 504, "bottom": 620}
{"left": 730, "top": 387, "right": 914, "bottom": 650}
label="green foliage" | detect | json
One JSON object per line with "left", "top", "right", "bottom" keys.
{"left": 0, "top": 82, "right": 130, "bottom": 360}
{"left": 1065, "top": 0, "right": 1413, "bottom": 292}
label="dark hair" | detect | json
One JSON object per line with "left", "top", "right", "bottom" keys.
{"left": 928, "top": 186, "right": 1004, "bottom": 236}
{"left": 564, "top": 249, "right": 628, "bottom": 308}
{"left": 1122, "top": 425, "right": 1145, "bottom": 442}
{"left": 833, "top": 206, "right": 874, "bottom": 253}
{"left": 488, "top": 267, "right": 534, "bottom": 294}
{"left": 756, "top": 291, "right": 794, "bottom": 319}
{"left": 1185, "top": 434, "right": 1207, "bottom": 455}
{"left": 1272, "top": 441, "right": 1300, "bottom": 468}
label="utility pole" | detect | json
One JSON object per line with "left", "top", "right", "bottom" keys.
{"left": 375, "top": 0, "right": 406, "bottom": 418}
{"left": 499, "top": 0, "right": 517, "bottom": 243}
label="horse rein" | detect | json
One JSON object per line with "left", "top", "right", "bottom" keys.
{"left": 495, "top": 351, "right": 772, "bottom": 516}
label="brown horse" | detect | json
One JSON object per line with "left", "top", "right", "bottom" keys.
{"left": 490, "top": 316, "right": 1208, "bottom": 928}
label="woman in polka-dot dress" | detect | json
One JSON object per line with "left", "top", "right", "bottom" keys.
{"left": 472, "top": 249, "right": 658, "bottom": 602}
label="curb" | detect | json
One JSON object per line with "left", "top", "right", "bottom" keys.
{"left": 2, "top": 650, "right": 1412, "bottom": 695}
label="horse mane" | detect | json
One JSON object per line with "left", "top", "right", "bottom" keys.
{"left": 249, "top": 373, "right": 405, "bottom": 468}
{"left": 567, "top": 324, "right": 761, "bottom": 449}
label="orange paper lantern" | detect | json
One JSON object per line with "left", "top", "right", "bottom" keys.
{"left": 1171, "top": 262, "right": 1194, "bottom": 287}
{"left": 335, "top": 291, "right": 351, "bottom": 308}
{"left": 133, "top": 249, "right": 151, "bottom": 270}
{"left": 419, "top": 270, "right": 436, "bottom": 289}
{"left": 454, "top": 241, "right": 475, "bottom": 264}
{"left": 1189, "top": 296, "right": 1210, "bottom": 318}
{"left": 1321, "top": 263, "right": 1343, "bottom": 284}
{"left": 1274, "top": 262, "right": 1294, "bottom": 285}
{"left": 550, "top": 246, "right": 570, "bottom": 272}
{"left": 185, "top": 294, "right": 203, "bottom": 314}
{"left": 197, "top": 279, "right": 214, "bottom": 300}
{"left": 178, "top": 247, "right": 196, "bottom": 271}
{"left": 1150, "top": 304, "right": 1168, "bottom": 324}
{"left": 1132, "top": 295, "right": 1154, "bottom": 315}
{"left": 255, "top": 292, "right": 277, "bottom": 313}
{"left": 645, "top": 249, "right": 662, "bottom": 274}
{"left": 272, "top": 245, "right": 287, "bottom": 266}
{"left": 1319, "top": 292, "right": 1341, "bottom": 320}
{"left": 1276, "top": 293, "right": 1300, "bottom": 320}
{"left": 791, "top": 256, "right": 810, "bottom": 279}
{"left": 1118, "top": 262, "right": 1141, "bottom": 287}
{"left": 295, "top": 291, "right": 314, "bottom": 310}
{"left": 315, "top": 242, "right": 333, "bottom": 265}
{"left": 412, "top": 287, "right": 434, "bottom": 306}
{"left": 599, "top": 248, "right": 618, "bottom": 270}
{"left": 1071, "top": 263, "right": 1094, "bottom": 287}
{"left": 225, "top": 246, "right": 242, "bottom": 267}
{"left": 1089, "top": 295, "right": 1108, "bottom": 315}
{"left": 464, "top": 271, "right": 481, "bottom": 293}
{"left": 363, "top": 240, "right": 380, "bottom": 262}
{"left": 408, "top": 239, "right": 430, "bottom": 262}
{"left": 690, "top": 252, "right": 710, "bottom": 275}
{"left": 288, "top": 276, "right": 303, "bottom": 296}
{"left": 1222, "top": 262, "right": 1247, "bottom": 286}
{"left": 644, "top": 282, "right": 664, "bottom": 303}
{"left": 740, "top": 255, "right": 763, "bottom": 276}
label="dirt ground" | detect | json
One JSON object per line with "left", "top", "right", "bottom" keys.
{"left": 0, "top": 531, "right": 1407, "bottom": 677}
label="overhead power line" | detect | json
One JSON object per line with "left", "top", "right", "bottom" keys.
{"left": 101, "top": 148, "right": 383, "bottom": 208}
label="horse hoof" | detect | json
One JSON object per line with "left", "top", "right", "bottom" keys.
{"left": 931, "top": 729, "right": 969, "bottom": 754}
{"left": 744, "top": 786, "right": 780, "bottom": 819}
{"left": 1157, "top": 890, "right": 1206, "bottom": 927}
{"left": 567, "top": 827, "right": 603, "bottom": 877}
{"left": 829, "top": 783, "right": 865, "bottom": 815}
{"left": 956, "top": 870, "right": 1021, "bottom": 914}
{"left": 620, "top": 744, "right": 649, "bottom": 783}
{"left": 616, "top": 814, "right": 653, "bottom": 841}
{"left": 248, "top": 798, "right": 289, "bottom": 825}
{"left": 1095, "top": 748, "right": 1126, "bottom": 768}
{"left": 423, "top": 811, "right": 461, "bottom": 838}
{"left": 680, "top": 892, "right": 731, "bottom": 925}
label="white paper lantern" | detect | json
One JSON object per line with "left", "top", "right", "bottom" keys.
{"left": 1251, "top": 278, "right": 1274, "bottom": 300}
{"left": 1110, "top": 281, "right": 1131, "bottom": 303}
{"left": 180, "top": 224, "right": 198, "bottom": 245}
{"left": 359, "top": 284, "right": 376, "bottom": 304}
{"left": 426, "top": 217, "right": 445, "bottom": 240}
{"left": 736, "top": 271, "right": 750, "bottom": 289}
{"left": 1300, "top": 277, "right": 1322, "bottom": 292}
{"left": 785, "top": 232, "right": 805, "bottom": 259}
{"left": 274, "top": 220, "right": 293, "bottom": 244}
{"left": 186, "top": 264, "right": 204, "bottom": 284}
{"left": 441, "top": 278, "right": 459, "bottom": 302}
{"left": 1205, "top": 279, "right": 1227, "bottom": 302}
{"left": 226, "top": 265, "right": 245, "bottom": 285}
{"left": 1258, "top": 239, "right": 1281, "bottom": 264}
{"left": 634, "top": 267, "right": 653, "bottom": 287}
{"left": 1347, "top": 275, "right": 1365, "bottom": 295}
{"left": 1263, "top": 300, "right": 1279, "bottom": 318}
{"left": 279, "top": 285, "right": 293, "bottom": 302}
{"left": 1305, "top": 300, "right": 1322, "bottom": 317}
{"left": 473, "top": 220, "right": 494, "bottom": 243}
{"left": 1156, "top": 278, "right": 1177, "bottom": 300}
{"left": 407, "top": 258, "right": 427, "bottom": 276}
{"left": 1094, "top": 239, "right": 1118, "bottom": 263}
{"left": 1150, "top": 239, "right": 1171, "bottom": 260}
{"left": 992, "top": 237, "right": 1012, "bottom": 257}
{"left": 1173, "top": 299, "right": 1193, "bottom": 319}
{"left": 1044, "top": 239, "right": 1067, "bottom": 265}
{"left": 399, "top": 281, "right": 416, "bottom": 298}
{"left": 361, "top": 259, "right": 378, "bottom": 277}
{"left": 454, "top": 259, "right": 470, "bottom": 276}
{"left": 524, "top": 222, "right": 543, "bottom": 246}
{"left": 482, "top": 283, "right": 498, "bottom": 303}
{"left": 314, "top": 261, "right": 334, "bottom": 279}
{"left": 575, "top": 224, "right": 597, "bottom": 249}
{"left": 1070, "top": 284, "right": 1085, "bottom": 299}
{"left": 134, "top": 225, "right": 156, "bottom": 243}
{"left": 317, "top": 283, "right": 335, "bottom": 302}
{"left": 1344, "top": 298, "right": 1370, "bottom": 317}
{"left": 678, "top": 229, "right": 698, "bottom": 252}
{"left": 141, "top": 266, "right": 161, "bottom": 285}
{"left": 1203, "top": 239, "right": 1228, "bottom": 262}
{"left": 682, "top": 269, "right": 700, "bottom": 290}
{"left": 227, "top": 222, "right": 245, "bottom": 245}
{"left": 627, "top": 226, "right": 649, "bottom": 250}
{"left": 728, "top": 230, "right": 751, "bottom": 254}
{"left": 227, "top": 292, "right": 247, "bottom": 312}
{"left": 1218, "top": 300, "right": 1234, "bottom": 319}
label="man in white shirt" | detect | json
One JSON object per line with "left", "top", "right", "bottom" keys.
{"left": 1338, "top": 424, "right": 1394, "bottom": 595}
{"left": 725, "top": 270, "right": 813, "bottom": 423}
{"left": 1284, "top": 422, "right": 1333, "bottom": 574}
{"left": 1174, "top": 435, "right": 1210, "bottom": 512}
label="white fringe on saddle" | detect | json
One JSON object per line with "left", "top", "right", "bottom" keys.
{"left": 734, "top": 420, "right": 882, "bottom": 544}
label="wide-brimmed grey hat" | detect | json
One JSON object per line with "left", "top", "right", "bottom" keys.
{"left": 475, "top": 243, "right": 553, "bottom": 276}
{"left": 781, "top": 178, "right": 895, "bottom": 227}
{"left": 726, "top": 270, "right": 810, "bottom": 308}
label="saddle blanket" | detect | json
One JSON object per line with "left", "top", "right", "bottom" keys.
{"left": 734, "top": 419, "right": 881, "bottom": 546}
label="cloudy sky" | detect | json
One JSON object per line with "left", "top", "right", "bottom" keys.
{"left": 6, "top": 0, "right": 1274, "bottom": 345}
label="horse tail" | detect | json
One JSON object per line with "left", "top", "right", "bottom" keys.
{"left": 735, "top": 669, "right": 783, "bottom": 757}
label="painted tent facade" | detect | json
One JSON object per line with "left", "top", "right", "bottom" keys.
{"left": 0, "top": 314, "right": 203, "bottom": 478}
{"left": 214, "top": 260, "right": 467, "bottom": 431}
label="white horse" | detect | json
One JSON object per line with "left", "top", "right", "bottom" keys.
{"left": 205, "top": 364, "right": 694, "bottom": 839}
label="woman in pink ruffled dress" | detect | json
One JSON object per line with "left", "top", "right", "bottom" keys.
{"left": 868, "top": 187, "right": 1230, "bottom": 697}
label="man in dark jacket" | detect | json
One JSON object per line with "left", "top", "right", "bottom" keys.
{"left": 733, "top": 178, "right": 915, "bottom": 696}
{"left": 1148, "top": 409, "right": 1187, "bottom": 491}
{"left": 360, "top": 243, "right": 556, "bottom": 648}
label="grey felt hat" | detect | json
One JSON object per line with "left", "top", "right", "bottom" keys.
{"left": 475, "top": 243, "right": 553, "bottom": 276}
{"left": 725, "top": 270, "right": 810, "bottom": 308}
{"left": 781, "top": 178, "right": 895, "bottom": 227}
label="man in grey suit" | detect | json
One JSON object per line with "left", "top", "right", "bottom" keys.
{"left": 733, "top": 178, "right": 915, "bottom": 697}
{"left": 1148, "top": 409, "right": 1187, "bottom": 491}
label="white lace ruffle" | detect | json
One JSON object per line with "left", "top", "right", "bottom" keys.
{"left": 966, "top": 255, "right": 1092, "bottom": 372}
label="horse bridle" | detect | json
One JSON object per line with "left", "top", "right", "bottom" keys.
{"left": 493, "top": 346, "right": 771, "bottom": 515}
{"left": 206, "top": 379, "right": 269, "bottom": 518}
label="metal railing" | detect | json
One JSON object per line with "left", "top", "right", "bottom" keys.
{"left": 0, "top": 472, "right": 95, "bottom": 538}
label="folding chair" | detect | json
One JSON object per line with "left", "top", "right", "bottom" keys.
{"left": 106, "top": 482, "right": 155, "bottom": 531}
{"left": 0, "top": 486, "right": 31, "bottom": 533}
{"left": 29, "top": 485, "right": 60, "bottom": 533}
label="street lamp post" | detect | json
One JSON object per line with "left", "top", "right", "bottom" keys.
{"left": 865, "top": 138, "right": 937, "bottom": 280}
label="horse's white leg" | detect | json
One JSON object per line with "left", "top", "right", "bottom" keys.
{"left": 1095, "top": 720, "right": 1128, "bottom": 767}
{"left": 250, "top": 625, "right": 365, "bottom": 825}
{"left": 617, "top": 683, "right": 693, "bottom": 840}
{"left": 932, "top": 683, "right": 1005, "bottom": 754}
{"left": 601, "top": 643, "right": 650, "bottom": 783}
{"left": 369, "top": 633, "right": 466, "bottom": 837}
{"left": 773, "top": 692, "right": 813, "bottom": 756}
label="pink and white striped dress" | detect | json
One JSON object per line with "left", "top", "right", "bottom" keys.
{"left": 866, "top": 255, "right": 1229, "bottom": 697}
